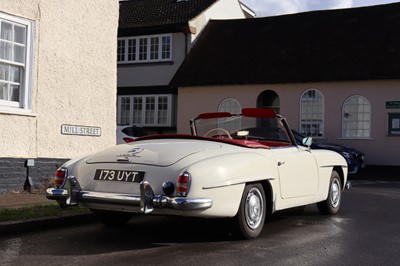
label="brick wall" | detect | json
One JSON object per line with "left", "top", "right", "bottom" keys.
{"left": 0, "top": 158, "right": 68, "bottom": 193}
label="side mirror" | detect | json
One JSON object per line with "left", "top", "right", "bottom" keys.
{"left": 302, "top": 137, "right": 313, "bottom": 147}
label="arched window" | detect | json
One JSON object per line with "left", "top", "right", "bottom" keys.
{"left": 218, "top": 98, "right": 241, "bottom": 132}
{"left": 342, "top": 95, "right": 371, "bottom": 138}
{"left": 300, "top": 89, "right": 324, "bottom": 138}
{"left": 218, "top": 98, "right": 241, "bottom": 113}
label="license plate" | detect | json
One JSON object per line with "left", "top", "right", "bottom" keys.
{"left": 94, "top": 169, "right": 145, "bottom": 183}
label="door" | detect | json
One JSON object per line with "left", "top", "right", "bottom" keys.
{"left": 272, "top": 146, "right": 319, "bottom": 199}
{"left": 257, "top": 90, "right": 280, "bottom": 114}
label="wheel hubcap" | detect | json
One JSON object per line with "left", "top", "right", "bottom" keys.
{"left": 245, "top": 188, "right": 264, "bottom": 229}
{"left": 330, "top": 179, "right": 340, "bottom": 208}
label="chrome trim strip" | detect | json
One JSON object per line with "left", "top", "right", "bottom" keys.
{"left": 202, "top": 182, "right": 246, "bottom": 190}
{"left": 202, "top": 177, "right": 275, "bottom": 190}
{"left": 320, "top": 165, "right": 348, "bottom": 169}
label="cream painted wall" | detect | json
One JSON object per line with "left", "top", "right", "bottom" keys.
{"left": 0, "top": 0, "right": 119, "bottom": 159}
{"left": 178, "top": 80, "right": 400, "bottom": 166}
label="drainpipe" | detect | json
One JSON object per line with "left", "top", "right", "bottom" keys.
{"left": 24, "top": 159, "right": 35, "bottom": 192}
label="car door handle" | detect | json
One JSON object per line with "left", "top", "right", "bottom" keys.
{"left": 278, "top": 161, "right": 285, "bottom": 166}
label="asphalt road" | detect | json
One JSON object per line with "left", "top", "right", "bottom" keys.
{"left": 1, "top": 178, "right": 399, "bottom": 266}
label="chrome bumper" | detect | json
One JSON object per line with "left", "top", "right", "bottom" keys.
{"left": 46, "top": 176, "right": 213, "bottom": 214}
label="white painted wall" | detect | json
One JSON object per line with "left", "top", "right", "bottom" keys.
{"left": 189, "top": 0, "right": 246, "bottom": 41}
{"left": 117, "top": 0, "right": 247, "bottom": 88}
{"left": 177, "top": 80, "right": 400, "bottom": 166}
{"left": 117, "top": 33, "right": 186, "bottom": 87}
{"left": 0, "top": 0, "right": 119, "bottom": 159}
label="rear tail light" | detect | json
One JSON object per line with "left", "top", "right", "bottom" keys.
{"left": 176, "top": 172, "right": 191, "bottom": 197}
{"left": 123, "top": 137, "right": 135, "bottom": 143}
{"left": 53, "top": 168, "right": 67, "bottom": 187}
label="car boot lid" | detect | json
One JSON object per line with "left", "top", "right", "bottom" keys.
{"left": 85, "top": 139, "right": 221, "bottom": 166}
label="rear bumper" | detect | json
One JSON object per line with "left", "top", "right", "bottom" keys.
{"left": 46, "top": 176, "right": 212, "bottom": 214}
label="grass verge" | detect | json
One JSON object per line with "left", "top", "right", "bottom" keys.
{"left": 0, "top": 203, "right": 90, "bottom": 222}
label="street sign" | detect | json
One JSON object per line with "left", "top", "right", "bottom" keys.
{"left": 61, "top": 124, "right": 101, "bottom": 137}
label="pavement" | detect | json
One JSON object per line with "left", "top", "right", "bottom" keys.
{"left": 0, "top": 165, "right": 398, "bottom": 234}
{"left": 0, "top": 190, "right": 95, "bottom": 235}
{"left": 0, "top": 191, "right": 50, "bottom": 209}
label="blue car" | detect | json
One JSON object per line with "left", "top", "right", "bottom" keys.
{"left": 292, "top": 130, "right": 365, "bottom": 174}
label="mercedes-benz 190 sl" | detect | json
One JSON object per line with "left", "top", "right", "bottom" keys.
{"left": 46, "top": 108, "right": 350, "bottom": 239}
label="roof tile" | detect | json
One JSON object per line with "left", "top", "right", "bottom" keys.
{"left": 171, "top": 3, "right": 400, "bottom": 86}
{"left": 119, "top": 0, "right": 218, "bottom": 35}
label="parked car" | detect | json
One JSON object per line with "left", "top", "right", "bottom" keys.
{"left": 292, "top": 130, "right": 365, "bottom": 174}
{"left": 117, "top": 125, "right": 148, "bottom": 144}
{"left": 47, "top": 108, "right": 349, "bottom": 239}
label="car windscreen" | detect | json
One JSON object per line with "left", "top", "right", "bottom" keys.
{"left": 194, "top": 115, "right": 290, "bottom": 143}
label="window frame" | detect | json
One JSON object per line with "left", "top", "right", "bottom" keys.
{"left": 342, "top": 95, "right": 372, "bottom": 139}
{"left": 299, "top": 89, "right": 325, "bottom": 138}
{"left": 117, "top": 94, "right": 176, "bottom": 127}
{"left": 117, "top": 34, "right": 172, "bottom": 64}
{"left": 0, "top": 12, "right": 33, "bottom": 115}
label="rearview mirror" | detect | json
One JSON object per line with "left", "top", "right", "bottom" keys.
{"left": 302, "top": 137, "right": 313, "bottom": 147}
{"left": 237, "top": 131, "right": 249, "bottom": 137}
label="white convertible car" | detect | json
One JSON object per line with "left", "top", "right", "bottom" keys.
{"left": 47, "top": 108, "right": 350, "bottom": 239}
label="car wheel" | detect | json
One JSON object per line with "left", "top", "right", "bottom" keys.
{"left": 92, "top": 210, "right": 133, "bottom": 226}
{"left": 317, "top": 171, "right": 342, "bottom": 215}
{"left": 236, "top": 183, "right": 266, "bottom": 239}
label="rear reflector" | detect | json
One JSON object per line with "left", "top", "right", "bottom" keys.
{"left": 53, "top": 168, "right": 67, "bottom": 186}
{"left": 176, "top": 172, "right": 191, "bottom": 197}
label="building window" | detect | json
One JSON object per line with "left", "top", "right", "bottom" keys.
{"left": 0, "top": 13, "right": 33, "bottom": 113}
{"left": 145, "top": 96, "right": 155, "bottom": 124}
{"left": 117, "top": 95, "right": 175, "bottom": 127}
{"left": 342, "top": 95, "right": 371, "bottom": 138}
{"left": 161, "top": 36, "right": 171, "bottom": 59}
{"left": 119, "top": 97, "right": 130, "bottom": 125}
{"left": 150, "top": 37, "right": 158, "bottom": 60}
{"left": 132, "top": 96, "right": 143, "bottom": 125}
{"left": 127, "top": 39, "right": 136, "bottom": 61}
{"left": 117, "top": 34, "right": 172, "bottom": 63}
{"left": 218, "top": 98, "right": 241, "bottom": 132}
{"left": 300, "top": 89, "right": 324, "bottom": 138}
{"left": 139, "top": 37, "right": 147, "bottom": 61}
{"left": 158, "top": 95, "right": 168, "bottom": 124}
{"left": 117, "top": 39, "right": 125, "bottom": 62}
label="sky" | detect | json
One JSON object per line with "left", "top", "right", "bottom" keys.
{"left": 241, "top": 0, "right": 400, "bottom": 17}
